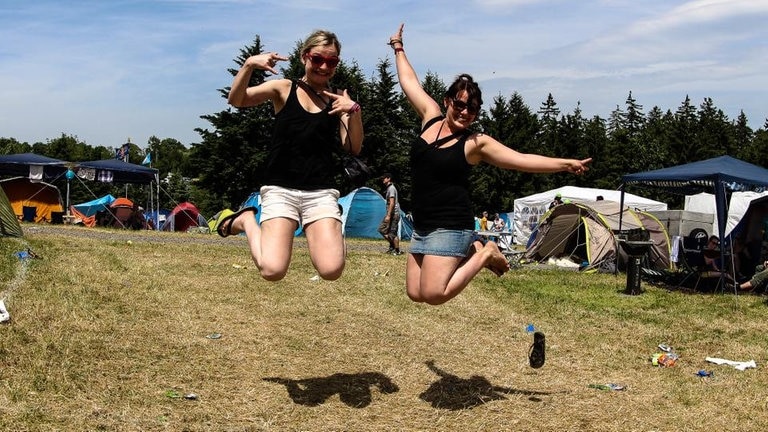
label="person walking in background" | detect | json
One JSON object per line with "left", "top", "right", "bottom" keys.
{"left": 378, "top": 172, "right": 402, "bottom": 255}
{"left": 389, "top": 23, "right": 591, "bottom": 306}
{"left": 215, "top": 29, "right": 364, "bottom": 281}
{"left": 479, "top": 211, "right": 489, "bottom": 231}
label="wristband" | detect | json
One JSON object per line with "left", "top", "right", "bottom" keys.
{"left": 349, "top": 102, "right": 361, "bottom": 113}
{"left": 394, "top": 47, "right": 404, "bottom": 54}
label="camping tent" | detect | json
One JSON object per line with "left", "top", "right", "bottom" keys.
{"left": 233, "top": 187, "right": 413, "bottom": 240}
{"left": 75, "top": 159, "right": 158, "bottom": 184}
{"left": 622, "top": 156, "right": 768, "bottom": 288}
{"left": 728, "top": 195, "right": 768, "bottom": 265}
{"left": 0, "top": 177, "right": 64, "bottom": 223}
{"left": 0, "top": 153, "right": 69, "bottom": 180}
{"left": 524, "top": 200, "right": 671, "bottom": 271}
{"left": 0, "top": 187, "right": 23, "bottom": 237}
{"left": 513, "top": 185, "right": 668, "bottom": 246}
{"left": 161, "top": 202, "right": 208, "bottom": 232}
{"left": 72, "top": 194, "right": 117, "bottom": 217}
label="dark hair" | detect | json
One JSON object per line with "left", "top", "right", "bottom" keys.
{"left": 445, "top": 74, "right": 482, "bottom": 112}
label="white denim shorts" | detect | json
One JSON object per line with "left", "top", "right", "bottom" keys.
{"left": 259, "top": 185, "right": 341, "bottom": 226}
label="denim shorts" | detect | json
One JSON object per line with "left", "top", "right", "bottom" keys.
{"left": 409, "top": 228, "right": 475, "bottom": 257}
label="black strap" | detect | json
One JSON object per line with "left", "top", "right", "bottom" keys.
{"left": 295, "top": 79, "right": 333, "bottom": 110}
{"left": 421, "top": 116, "right": 443, "bottom": 133}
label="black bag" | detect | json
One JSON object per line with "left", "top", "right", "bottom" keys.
{"left": 341, "top": 153, "right": 372, "bottom": 186}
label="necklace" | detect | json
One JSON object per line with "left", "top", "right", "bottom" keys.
{"left": 299, "top": 78, "right": 331, "bottom": 108}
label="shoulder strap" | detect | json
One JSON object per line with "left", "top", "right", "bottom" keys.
{"left": 421, "top": 116, "right": 444, "bottom": 133}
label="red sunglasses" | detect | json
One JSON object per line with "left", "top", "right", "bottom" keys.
{"left": 307, "top": 53, "right": 340, "bottom": 68}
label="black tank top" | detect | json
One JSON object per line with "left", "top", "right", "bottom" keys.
{"left": 410, "top": 116, "right": 474, "bottom": 231}
{"left": 263, "top": 80, "right": 340, "bottom": 190}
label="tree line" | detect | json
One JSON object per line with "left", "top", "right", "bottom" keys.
{"left": 2, "top": 35, "right": 767, "bottom": 219}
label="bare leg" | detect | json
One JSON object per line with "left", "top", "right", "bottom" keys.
{"left": 227, "top": 213, "right": 297, "bottom": 281}
{"left": 304, "top": 217, "right": 345, "bottom": 280}
{"left": 405, "top": 241, "right": 509, "bottom": 305}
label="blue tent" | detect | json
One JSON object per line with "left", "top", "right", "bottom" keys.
{"left": 238, "top": 187, "right": 413, "bottom": 240}
{"left": 72, "top": 194, "right": 116, "bottom": 217}
{"left": 621, "top": 155, "right": 768, "bottom": 289}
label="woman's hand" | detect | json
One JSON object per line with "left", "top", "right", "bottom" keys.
{"left": 323, "top": 89, "right": 360, "bottom": 116}
{"left": 389, "top": 23, "right": 404, "bottom": 47}
{"left": 244, "top": 52, "right": 289, "bottom": 75}
{"left": 565, "top": 158, "right": 593, "bottom": 175}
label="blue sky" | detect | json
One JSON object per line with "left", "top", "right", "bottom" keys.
{"left": 1, "top": 0, "right": 766, "bottom": 149}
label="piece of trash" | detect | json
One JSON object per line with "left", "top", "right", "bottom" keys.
{"left": 310, "top": 275, "right": 320, "bottom": 281}
{"left": 205, "top": 333, "right": 222, "bottom": 340}
{"left": 15, "top": 251, "right": 29, "bottom": 260}
{"left": 705, "top": 357, "right": 757, "bottom": 371}
{"left": 0, "top": 299, "right": 10, "bottom": 323}
{"left": 126, "top": 240, "right": 133, "bottom": 245}
{"left": 184, "top": 393, "right": 198, "bottom": 400}
{"left": 525, "top": 324, "right": 535, "bottom": 333}
{"left": 232, "top": 264, "right": 243, "bottom": 269}
{"left": 652, "top": 352, "right": 679, "bottom": 367}
{"left": 165, "top": 390, "right": 181, "bottom": 399}
{"left": 696, "top": 370, "right": 713, "bottom": 378}
{"left": 658, "top": 343, "right": 673, "bottom": 353}
{"left": 588, "top": 383, "right": 626, "bottom": 391}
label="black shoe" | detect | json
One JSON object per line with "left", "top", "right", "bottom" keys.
{"left": 391, "top": 250, "right": 403, "bottom": 256}
{"left": 385, "top": 248, "right": 394, "bottom": 254}
{"left": 528, "top": 332, "right": 546, "bottom": 369}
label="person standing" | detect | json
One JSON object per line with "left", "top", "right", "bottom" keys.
{"left": 215, "top": 29, "right": 364, "bottom": 281}
{"left": 388, "top": 23, "right": 591, "bottom": 306}
{"left": 378, "top": 172, "right": 402, "bottom": 255}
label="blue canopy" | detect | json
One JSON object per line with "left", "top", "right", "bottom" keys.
{"left": 0, "top": 153, "right": 69, "bottom": 180}
{"left": 621, "top": 155, "right": 768, "bottom": 290}
{"left": 75, "top": 159, "right": 158, "bottom": 184}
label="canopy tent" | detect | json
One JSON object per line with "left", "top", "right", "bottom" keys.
{"left": 0, "top": 153, "right": 69, "bottom": 180}
{"left": 75, "top": 159, "right": 160, "bottom": 228}
{"left": 0, "top": 177, "right": 64, "bottom": 223}
{"left": 75, "top": 159, "right": 158, "bottom": 184}
{"left": 524, "top": 200, "right": 671, "bottom": 272}
{"left": 621, "top": 155, "right": 768, "bottom": 290}
{"left": 513, "top": 185, "right": 667, "bottom": 246}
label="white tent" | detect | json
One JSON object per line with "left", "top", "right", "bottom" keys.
{"left": 513, "top": 185, "right": 667, "bottom": 245}
{"left": 684, "top": 191, "right": 768, "bottom": 238}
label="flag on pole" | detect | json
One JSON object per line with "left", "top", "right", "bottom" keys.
{"left": 141, "top": 153, "right": 152, "bottom": 165}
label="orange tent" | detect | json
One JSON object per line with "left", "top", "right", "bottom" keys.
{"left": 0, "top": 177, "right": 64, "bottom": 223}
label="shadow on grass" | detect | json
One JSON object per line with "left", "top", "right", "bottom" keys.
{"left": 263, "top": 372, "right": 399, "bottom": 408}
{"left": 420, "top": 360, "right": 552, "bottom": 410}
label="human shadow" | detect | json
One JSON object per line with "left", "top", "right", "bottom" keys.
{"left": 420, "top": 360, "right": 552, "bottom": 410}
{"left": 263, "top": 372, "right": 399, "bottom": 408}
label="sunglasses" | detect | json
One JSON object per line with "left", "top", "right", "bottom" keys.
{"left": 307, "top": 53, "right": 340, "bottom": 68}
{"left": 451, "top": 98, "right": 479, "bottom": 115}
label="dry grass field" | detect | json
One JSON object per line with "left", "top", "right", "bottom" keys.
{"left": 2, "top": 224, "right": 768, "bottom": 431}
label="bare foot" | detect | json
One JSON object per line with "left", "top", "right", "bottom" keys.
{"left": 484, "top": 241, "right": 510, "bottom": 276}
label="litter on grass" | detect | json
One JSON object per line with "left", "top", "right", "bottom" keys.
{"left": 589, "top": 383, "right": 626, "bottom": 391}
{"left": 705, "top": 357, "right": 757, "bottom": 371}
{"left": 0, "top": 299, "right": 10, "bottom": 323}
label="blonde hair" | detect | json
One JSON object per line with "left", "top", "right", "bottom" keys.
{"left": 301, "top": 30, "right": 341, "bottom": 56}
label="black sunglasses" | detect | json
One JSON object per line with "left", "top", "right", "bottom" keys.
{"left": 307, "top": 53, "right": 340, "bottom": 68}
{"left": 451, "top": 98, "right": 479, "bottom": 115}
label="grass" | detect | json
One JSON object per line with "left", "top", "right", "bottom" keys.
{"left": 2, "top": 225, "right": 768, "bottom": 431}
